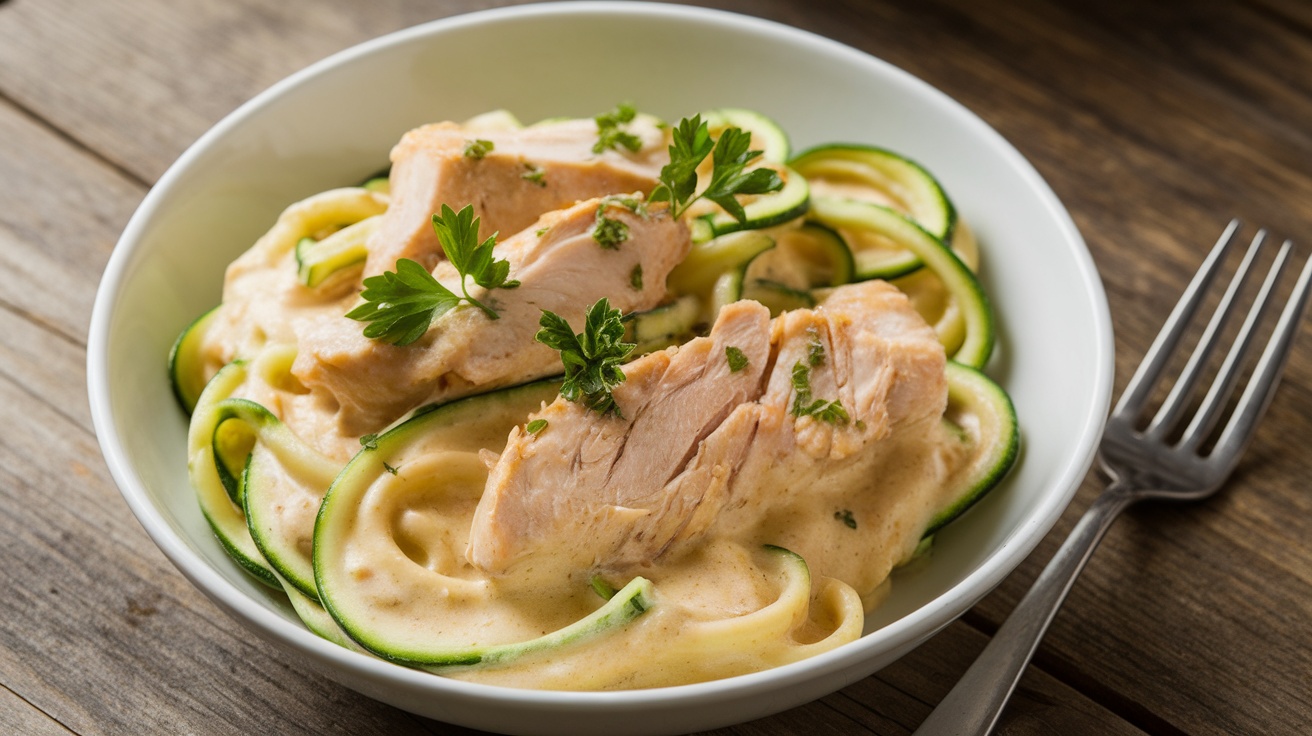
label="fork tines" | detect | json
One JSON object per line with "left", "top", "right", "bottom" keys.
{"left": 1111, "top": 219, "right": 1312, "bottom": 467}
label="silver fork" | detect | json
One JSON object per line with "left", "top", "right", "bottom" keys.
{"left": 914, "top": 220, "right": 1312, "bottom": 736}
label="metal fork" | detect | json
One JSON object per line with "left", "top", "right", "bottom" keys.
{"left": 914, "top": 220, "right": 1312, "bottom": 736}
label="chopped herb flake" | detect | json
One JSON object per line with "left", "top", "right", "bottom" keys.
{"left": 382, "top": 461, "right": 399, "bottom": 476}
{"left": 463, "top": 139, "right": 494, "bottom": 159}
{"left": 359, "top": 433, "right": 379, "bottom": 451}
{"left": 521, "top": 163, "right": 547, "bottom": 187}
{"left": 807, "top": 328, "right": 826, "bottom": 366}
{"left": 593, "top": 212, "right": 630, "bottom": 249}
{"left": 789, "top": 360, "right": 850, "bottom": 424}
{"left": 536, "top": 227, "right": 549, "bottom": 237}
{"left": 630, "top": 263, "right": 644, "bottom": 290}
{"left": 813, "top": 399, "right": 850, "bottom": 425}
{"left": 834, "top": 509, "right": 857, "bottom": 529}
{"left": 526, "top": 418, "right": 548, "bottom": 435}
{"left": 726, "top": 346, "right": 749, "bottom": 372}
{"left": 593, "top": 102, "right": 642, "bottom": 154}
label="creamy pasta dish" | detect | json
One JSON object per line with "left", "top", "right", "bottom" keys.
{"left": 171, "top": 105, "right": 1018, "bottom": 689}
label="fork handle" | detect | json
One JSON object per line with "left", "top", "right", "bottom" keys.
{"left": 913, "top": 480, "right": 1137, "bottom": 736}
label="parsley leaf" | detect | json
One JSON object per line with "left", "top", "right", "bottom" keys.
{"left": 630, "top": 264, "right": 644, "bottom": 290}
{"left": 346, "top": 204, "right": 519, "bottom": 344}
{"left": 648, "top": 115, "right": 783, "bottom": 221}
{"left": 359, "top": 434, "right": 380, "bottom": 450}
{"left": 834, "top": 509, "right": 857, "bottom": 529}
{"left": 725, "top": 345, "right": 749, "bottom": 372}
{"left": 344, "top": 259, "right": 462, "bottom": 345}
{"left": 701, "top": 127, "right": 784, "bottom": 223}
{"left": 431, "top": 203, "right": 520, "bottom": 310}
{"left": 525, "top": 418, "right": 548, "bottom": 435}
{"left": 649, "top": 115, "right": 714, "bottom": 215}
{"left": 535, "top": 298, "right": 635, "bottom": 417}
{"left": 593, "top": 102, "right": 642, "bottom": 154}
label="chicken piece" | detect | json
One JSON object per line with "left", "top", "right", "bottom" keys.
{"left": 366, "top": 117, "right": 667, "bottom": 276}
{"left": 466, "top": 281, "right": 948, "bottom": 574}
{"left": 467, "top": 300, "right": 773, "bottom": 573}
{"left": 293, "top": 198, "right": 691, "bottom": 435}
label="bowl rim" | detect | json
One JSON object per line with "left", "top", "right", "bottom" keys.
{"left": 87, "top": 0, "right": 1113, "bottom": 714}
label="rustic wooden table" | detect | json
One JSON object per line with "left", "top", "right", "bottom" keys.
{"left": 3, "top": 0, "right": 1311, "bottom": 733}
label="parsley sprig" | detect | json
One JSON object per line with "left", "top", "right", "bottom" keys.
{"left": 346, "top": 204, "right": 518, "bottom": 345}
{"left": 535, "top": 298, "right": 635, "bottom": 417}
{"left": 649, "top": 115, "right": 784, "bottom": 221}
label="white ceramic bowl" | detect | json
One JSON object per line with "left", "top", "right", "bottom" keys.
{"left": 88, "top": 3, "right": 1113, "bottom": 734}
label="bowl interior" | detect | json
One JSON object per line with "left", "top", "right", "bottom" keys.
{"left": 89, "top": 3, "right": 1111, "bottom": 733}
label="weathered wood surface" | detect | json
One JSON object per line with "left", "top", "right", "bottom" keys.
{"left": 1, "top": 0, "right": 1309, "bottom": 733}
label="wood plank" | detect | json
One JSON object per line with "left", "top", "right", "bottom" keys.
{"left": 0, "top": 104, "right": 137, "bottom": 345}
{"left": 866, "top": 2, "right": 1312, "bottom": 733}
{"left": 0, "top": 0, "right": 542, "bottom": 185}
{"left": 0, "top": 684, "right": 75, "bottom": 736}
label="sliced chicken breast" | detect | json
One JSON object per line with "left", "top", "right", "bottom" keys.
{"left": 467, "top": 280, "right": 949, "bottom": 575}
{"left": 293, "top": 198, "right": 690, "bottom": 435}
{"left": 366, "top": 117, "right": 667, "bottom": 276}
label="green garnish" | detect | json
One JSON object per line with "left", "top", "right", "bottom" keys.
{"left": 789, "top": 360, "right": 850, "bottom": 424}
{"left": 593, "top": 197, "right": 647, "bottom": 249}
{"left": 807, "top": 328, "right": 826, "bottom": 366}
{"left": 592, "top": 212, "right": 629, "bottom": 249}
{"left": 630, "top": 263, "right": 644, "bottom": 290}
{"left": 536, "top": 227, "right": 549, "bottom": 237}
{"left": 725, "top": 346, "right": 749, "bottom": 372}
{"left": 535, "top": 298, "right": 635, "bottom": 417}
{"left": 345, "top": 204, "right": 519, "bottom": 345}
{"left": 526, "top": 419, "right": 548, "bottom": 435}
{"left": 649, "top": 115, "right": 784, "bottom": 220}
{"left": 382, "top": 461, "right": 399, "bottom": 476}
{"left": 522, "top": 163, "right": 547, "bottom": 187}
{"left": 464, "top": 139, "right": 494, "bottom": 159}
{"left": 593, "top": 102, "right": 642, "bottom": 154}
{"left": 834, "top": 509, "right": 857, "bottom": 529}
{"left": 359, "top": 434, "right": 379, "bottom": 451}
{"left": 813, "top": 400, "right": 851, "bottom": 425}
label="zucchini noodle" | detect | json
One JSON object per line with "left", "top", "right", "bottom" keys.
{"left": 171, "top": 107, "right": 1018, "bottom": 690}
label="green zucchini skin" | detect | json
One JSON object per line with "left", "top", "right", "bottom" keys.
{"left": 922, "top": 361, "right": 1020, "bottom": 537}
{"left": 701, "top": 108, "right": 791, "bottom": 163}
{"left": 627, "top": 295, "right": 702, "bottom": 354}
{"left": 314, "top": 379, "right": 661, "bottom": 669}
{"left": 294, "top": 216, "right": 376, "bottom": 287}
{"left": 168, "top": 306, "right": 219, "bottom": 415}
{"left": 789, "top": 142, "right": 957, "bottom": 244}
{"left": 221, "top": 397, "right": 338, "bottom": 602}
{"left": 187, "top": 362, "right": 279, "bottom": 590}
{"left": 809, "top": 196, "right": 995, "bottom": 369}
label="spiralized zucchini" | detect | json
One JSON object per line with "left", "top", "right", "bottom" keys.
{"left": 173, "top": 107, "right": 1016, "bottom": 690}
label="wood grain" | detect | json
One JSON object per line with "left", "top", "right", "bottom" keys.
{"left": 1, "top": 0, "right": 1309, "bottom": 733}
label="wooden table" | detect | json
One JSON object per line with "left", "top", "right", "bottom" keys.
{"left": 3, "top": 0, "right": 1310, "bottom": 733}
